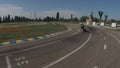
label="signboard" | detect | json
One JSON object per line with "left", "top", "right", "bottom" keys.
{"left": 87, "top": 22, "right": 89, "bottom": 25}
{"left": 92, "top": 22, "right": 96, "bottom": 26}
{"left": 86, "top": 18, "right": 91, "bottom": 25}
{"left": 100, "top": 22, "right": 104, "bottom": 26}
{"left": 111, "top": 23, "right": 117, "bottom": 28}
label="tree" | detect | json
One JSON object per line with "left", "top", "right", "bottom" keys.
{"left": 104, "top": 15, "right": 108, "bottom": 23}
{"left": 90, "top": 12, "right": 94, "bottom": 21}
{"left": 3, "top": 16, "right": 5, "bottom": 23}
{"left": 71, "top": 14, "right": 73, "bottom": 21}
{"left": 80, "top": 16, "right": 89, "bottom": 22}
{"left": 44, "top": 16, "right": 52, "bottom": 22}
{"left": 15, "top": 16, "right": 19, "bottom": 22}
{"left": 98, "top": 11, "right": 104, "bottom": 22}
{"left": 56, "top": 12, "right": 60, "bottom": 21}
{"left": 11, "top": 17, "right": 14, "bottom": 22}
{"left": 7, "top": 14, "right": 11, "bottom": 22}
{"left": 73, "top": 17, "right": 79, "bottom": 22}
{"left": 107, "top": 19, "right": 118, "bottom": 24}
{"left": 0, "top": 17, "right": 1, "bottom": 23}
{"left": 3, "top": 16, "right": 8, "bottom": 23}
{"left": 110, "top": 19, "right": 117, "bottom": 22}
{"left": 35, "top": 18, "right": 39, "bottom": 22}
{"left": 60, "top": 17, "right": 66, "bottom": 22}
{"left": 51, "top": 17, "right": 56, "bottom": 21}
{"left": 93, "top": 17, "right": 99, "bottom": 22}
{"left": 38, "top": 17, "right": 41, "bottom": 21}
{"left": 118, "top": 20, "right": 120, "bottom": 24}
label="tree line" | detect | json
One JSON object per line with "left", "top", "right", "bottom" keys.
{"left": 80, "top": 11, "right": 120, "bottom": 24}
{"left": 0, "top": 15, "right": 39, "bottom": 23}
{"left": 0, "top": 12, "right": 79, "bottom": 23}
{"left": 1, "top": 11, "right": 119, "bottom": 24}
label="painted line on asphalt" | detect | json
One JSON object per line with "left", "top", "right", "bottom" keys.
{"left": 42, "top": 33, "right": 92, "bottom": 68}
{"left": 0, "top": 40, "right": 60, "bottom": 57}
{"left": 15, "top": 56, "right": 26, "bottom": 61}
{"left": 5, "top": 55, "right": 12, "bottom": 68}
{"left": 17, "top": 60, "right": 29, "bottom": 66}
{"left": 108, "top": 33, "right": 120, "bottom": 44}
{"left": 104, "top": 44, "right": 107, "bottom": 50}
{"left": 104, "top": 37, "right": 106, "bottom": 40}
{"left": 0, "top": 29, "right": 80, "bottom": 57}
{"left": 15, "top": 56, "right": 29, "bottom": 66}
{"left": 17, "top": 63, "right": 21, "bottom": 66}
{"left": 71, "top": 29, "right": 80, "bottom": 36}
{"left": 94, "top": 66, "right": 98, "bottom": 68}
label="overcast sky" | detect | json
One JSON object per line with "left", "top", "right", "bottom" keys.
{"left": 0, "top": 0, "right": 120, "bottom": 19}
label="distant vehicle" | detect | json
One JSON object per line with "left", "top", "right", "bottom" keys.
{"left": 80, "top": 24, "right": 87, "bottom": 32}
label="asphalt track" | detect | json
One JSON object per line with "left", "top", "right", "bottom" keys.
{"left": 0, "top": 25, "right": 120, "bottom": 68}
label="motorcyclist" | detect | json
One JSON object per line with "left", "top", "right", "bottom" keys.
{"left": 80, "top": 23, "right": 87, "bottom": 32}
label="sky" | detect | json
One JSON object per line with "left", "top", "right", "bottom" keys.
{"left": 0, "top": 0, "right": 120, "bottom": 19}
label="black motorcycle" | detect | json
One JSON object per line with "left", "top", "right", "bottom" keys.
{"left": 80, "top": 24, "right": 87, "bottom": 32}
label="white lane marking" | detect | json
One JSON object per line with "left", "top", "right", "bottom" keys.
{"left": 94, "top": 66, "right": 98, "bottom": 68}
{"left": 0, "top": 29, "right": 80, "bottom": 57}
{"left": 18, "top": 57, "right": 21, "bottom": 61}
{"left": 42, "top": 33, "right": 92, "bottom": 68}
{"left": 15, "top": 56, "right": 26, "bottom": 61}
{"left": 15, "top": 57, "right": 21, "bottom": 61}
{"left": 71, "top": 29, "right": 80, "bottom": 36}
{"left": 5, "top": 55, "right": 12, "bottom": 68}
{"left": 15, "top": 56, "right": 29, "bottom": 66}
{"left": 108, "top": 33, "right": 120, "bottom": 44}
{"left": 21, "top": 61, "right": 25, "bottom": 64}
{"left": 0, "top": 40, "right": 60, "bottom": 56}
{"left": 17, "top": 60, "right": 29, "bottom": 66}
{"left": 25, "top": 60, "right": 29, "bottom": 64}
{"left": 104, "top": 37, "right": 106, "bottom": 40}
{"left": 20, "top": 61, "right": 25, "bottom": 64}
{"left": 17, "top": 63, "right": 21, "bottom": 66}
{"left": 22, "top": 56, "right": 26, "bottom": 60}
{"left": 15, "top": 58, "right": 18, "bottom": 61}
{"left": 104, "top": 44, "right": 107, "bottom": 50}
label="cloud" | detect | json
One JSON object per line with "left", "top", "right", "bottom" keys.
{"left": 0, "top": 4, "right": 82, "bottom": 19}
{"left": 37, "top": 9, "right": 81, "bottom": 19}
{"left": 0, "top": 4, "right": 30, "bottom": 17}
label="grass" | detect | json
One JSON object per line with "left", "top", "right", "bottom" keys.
{"left": 0, "top": 22, "right": 30, "bottom": 26}
{"left": 114, "top": 27, "right": 120, "bottom": 31}
{"left": 0, "top": 23, "right": 67, "bottom": 42}
{"left": 104, "top": 25, "right": 120, "bottom": 32}
{"left": 0, "top": 22, "right": 47, "bottom": 28}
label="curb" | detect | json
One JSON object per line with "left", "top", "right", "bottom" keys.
{"left": 0, "top": 31, "right": 66, "bottom": 46}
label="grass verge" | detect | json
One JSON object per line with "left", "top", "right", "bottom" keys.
{"left": 0, "top": 23, "right": 67, "bottom": 42}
